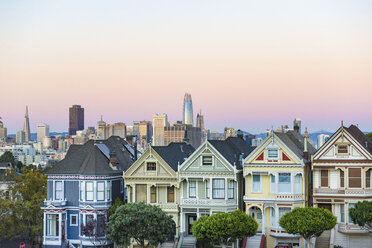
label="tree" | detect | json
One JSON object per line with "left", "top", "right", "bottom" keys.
{"left": 107, "top": 202, "right": 174, "bottom": 248}
{"left": 192, "top": 210, "right": 258, "bottom": 248}
{"left": 0, "top": 168, "right": 47, "bottom": 247}
{"left": 0, "top": 151, "right": 16, "bottom": 167}
{"left": 108, "top": 197, "right": 125, "bottom": 218}
{"left": 279, "top": 207, "right": 337, "bottom": 248}
{"left": 367, "top": 133, "right": 372, "bottom": 142}
{"left": 349, "top": 200, "right": 372, "bottom": 229}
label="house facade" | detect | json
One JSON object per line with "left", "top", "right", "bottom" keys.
{"left": 178, "top": 137, "right": 253, "bottom": 237}
{"left": 42, "top": 136, "right": 136, "bottom": 248}
{"left": 243, "top": 130, "right": 315, "bottom": 248}
{"left": 312, "top": 124, "right": 372, "bottom": 247}
{"left": 124, "top": 142, "right": 195, "bottom": 240}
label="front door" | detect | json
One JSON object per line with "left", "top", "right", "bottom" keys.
{"left": 188, "top": 215, "right": 197, "bottom": 235}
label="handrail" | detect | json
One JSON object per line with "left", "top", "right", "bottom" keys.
{"left": 177, "top": 232, "right": 184, "bottom": 248}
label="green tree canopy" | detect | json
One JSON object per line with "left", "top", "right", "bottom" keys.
{"left": 367, "top": 133, "right": 372, "bottom": 142}
{"left": 0, "top": 151, "right": 16, "bottom": 167}
{"left": 349, "top": 200, "right": 372, "bottom": 229}
{"left": 108, "top": 197, "right": 125, "bottom": 218}
{"left": 107, "top": 202, "right": 174, "bottom": 248}
{"left": 192, "top": 210, "right": 258, "bottom": 248}
{"left": 279, "top": 207, "right": 337, "bottom": 248}
{"left": 0, "top": 168, "right": 47, "bottom": 247}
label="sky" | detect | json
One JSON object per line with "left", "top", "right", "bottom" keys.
{"left": 0, "top": 0, "right": 371, "bottom": 134}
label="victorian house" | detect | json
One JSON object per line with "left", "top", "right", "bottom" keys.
{"left": 42, "top": 136, "right": 137, "bottom": 248}
{"left": 178, "top": 136, "right": 253, "bottom": 240}
{"left": 123, "top": 142, "right": 195, "bottom": 240}
{"left": 312, "top": 124, "right": 372, "bottom": 247}
{"left": 243, "top": 130, "right": 315, "bottom": 248}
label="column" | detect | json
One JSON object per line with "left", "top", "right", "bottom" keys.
{"left": 262, "top": 207, "right": 266, "bottom": 235}
{"left": 43, "top": 212, "right": 46, "bottom": 243}
{"left": 180, "top": 212, "right": 184, "bottom": 233}
{"left": 147, "top": 185, "right": 151, "bottom": 203}
{"left": 132, "top": 185, "right": 136, "bottom": 202}
{"left": 210, "top": 177, "right": 213, "bottom": 199}
{"left": 58, "top": 212, "right": 62, "bottom": 242}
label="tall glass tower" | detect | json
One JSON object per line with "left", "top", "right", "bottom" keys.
{"left": 183, "top": 93, "right": 193, "bottom": 126}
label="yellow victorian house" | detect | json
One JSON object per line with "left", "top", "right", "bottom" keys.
{"left": 243, "top": 130, "right": 315, "bottom": 248}
{"left": 123, "top": 142, "right": 195, "bottom": 241}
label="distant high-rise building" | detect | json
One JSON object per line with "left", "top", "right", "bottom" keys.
{"left": 317, "top": 134, "right": 330, "bottom": 149}
{"left": 164, "top": 124, "right": 202, "bottom": 149}
{"left": 96, "top": 117, "right": 126, "bottom": 140}
{"left": 16, "top": 130, "right": 26, "bottom": 144}
{"left": 152, "top": 114, "right": 168, "bottom": 146}
{"left": 196, "top": 111, "right": 204, "bottom": 129}
{"left": 69, "top": 105, "right": 84, "bottom": 135}
{"left": 110, "top": 123, "right": 126, "bottom": 139}
{"left": 183, "top": 93, "right": 193, "bottom": 126}
{"left": 37, "top": 124, "right": 50, "bottom": 142}
{"left": 0, "top": 118, "right": 7, "bottom": 141}
{"left": 23, "top": 106, "right": 31, "bottom": 142}
{"left": 139, "top": 121, "right": 152, "bottom": 147}
{"left": 133, "top": 121, "right": 140, "bottom": 138}
{"left": 209, "top": 131, "right": 221, "bottom": 140}
{"left": 224, "top": 127, "right": 236, "bottom": 139}
{"left": 293, "top": 118, "right": 301, "bottom": 134}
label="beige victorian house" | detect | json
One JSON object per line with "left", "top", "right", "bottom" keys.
{"left": 123, "top": 142, "right": 195, "bottom": 239}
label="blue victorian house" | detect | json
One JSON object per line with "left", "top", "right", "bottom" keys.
{"left": 42, "top": 136, "right": 137, "bottom": 248}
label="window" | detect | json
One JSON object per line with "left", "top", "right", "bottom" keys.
{"left": 349, "top": 168, "right": 361, "bottom": 188}
{"left": 46, "top": 214, "right": 59, "bottom": 236}
{"left": 294, "top": 174, "right": 301, "bottom": 194}
{"left": 279, "top": 207, "right": 291, "bottom": 225}
{"left": 150, "top": 186, "right": 156, "bottom": 203}
{"left": 189, "top": 181, "right": 196, "bottom": 198}
{"left": 86, "top": 182, "right": 93, "bottom": 201}
{"left": 228, "top": 181, "right": 234, "bottom": 199}
{"left": 202, "top": 156, "right": 213, "bottom": 166}
{"left": 206, "top": 180, "right": 210, "bottom": 199}
{"left": 136, "top": 184, "right": 147, "bottom": 203}
{"left": 340, "top": 170, "right": 344, "bottom": 187}
{"left": 97, "top": 215, "right": 105, "bottom": 237}
{"left": 278, "top": 173, "right": 291, "bottom": 193}
{"left": 268, "top": 149, "right": 278, "bottom": 158}
{"left": 97, "top": 182, "right": 105, "bottom": 201}
{"left": 366, "top": 169, "right": 371, "bottom": 188}
{"left": 337, "top": 145, "right": 348, "bottom": 154}
{"left": 167, "top": 186, "right": 174, "bottom": 202}
{"left": 86, "top": 214, "right": 94, "bottom": 228}
{"left": 212, "top": 179, "right": 225, "bottom": 199}
{"left": 80, "top": 181, "right": 84, "bottom": 201}
{"left": 55, "top": 181, "right": 63, "bottom": 200}
{"left": 107, "top": 181, "right": 111, "bottom": 201}
{"left": 70, "top": 214, "right": 78, "bottom": 226}
{"left": 147, "top": 162, "right": 156, "bottom": 171}
{"left": 270, "top": 208, "right": 276, "bottom": 227}
{"left": 321, "top": 170, "right": 328, "bottom": 187}
{"left": 270, "top": 175, "right": 275, "bottom": 193}
{"left": 348, "top": 203, "right": 355, "bottom": 223}
{"left": 252, "top": 175, "right": 261, "bottom": 193}
{"left": 340, "top": 204, "right": 345, "bottom": 223}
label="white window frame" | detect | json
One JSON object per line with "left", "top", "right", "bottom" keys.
{"left": 279, "top": 207, "right": 292, "bottom": 227}
{"left": 206, "top": 180, "right": 210, "bottom": 199}
{"left": 270, "top": 175, "right": 275, "bottom": 194}
{"left": 212, "top": 179, "right": 225, "bottom": 199}
{"left": 97, "top": 182, "right": 105, "bottom": 201}
{"left": 55, "top": 181, "right": 63, "bottom": 200}
{"left": 107, "top": 181, "right": 111, "bottom": 201}
{"left": 202, "top": 156, "right": 213, "bottom": 166}
{"left": 294, "top": 174, "right": 301, "bottom": 194}
{"left": 70, "top": 214, "right": 78, "bottom": 226}
{"left": 340, "top": 204, "right": 345, "bottom": 223}
{"left": 268, "top": 149, "right": 279, "bottom": 158}
{"left": 80, "top": 181, "right": 84, "bottom": 201}
{"left": 252, "top": 174, "right": 261, "bottom": 193}
{"left": 86, "top": 182, "right": 94, "bottom": 201}
{"left": 278, "top": 173, "right": 291, "bottom": 193}
{"left": 228, "top": 181, "right": 234, "bottom": 199}
{"left": 189, "top": 180, "right": 196, "bottom": 198}
{"left": 46, "top": 214, "right": 59, "bottom": 237}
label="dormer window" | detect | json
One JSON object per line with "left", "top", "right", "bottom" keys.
{"left": 147, "top": 162, "right": 156, "bottom": 171}
{"left": 202, "top": 156, "right": 213, "bottom": 166}
{"left": 268, "top": 149, "right": 278, "bottom": 158}
{"left": 337, "top": 145, "right": 348, "bottom": 154}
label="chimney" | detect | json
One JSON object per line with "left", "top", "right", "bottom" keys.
{"left": 303, "top": 128, "right": 309, "bottom": 160}
{"left": 365, "top": 141, "right": 368, "bottom": 148}
{"left": 109, "top": 151, "right": 117, "bottom": 167}
{"left": 133, "top": 136, "right": 138, "bottom": 160}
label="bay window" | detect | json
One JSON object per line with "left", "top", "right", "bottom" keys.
{"left": 270, "top": 175, "right": 275, "bottom": 193}
{"left": 97, "top": 182, "right": 104, "bottom": 201}
{"left": 228, "top": 181, "right": 234, "bottom": 199}
{"left": 252, "top": 175, "right": 261, "bottom": 193}
{"left": 86, "top": 182, "right": 93, "bottom": 201}
{"left": 212, "top": 179, "right": 225, "bottom": 199}
{"left": 46, "top": 214, "right": 59, "bottom": 236}
{"left": 278, "top": 173, "right": 291, "bottom": 193}
{"left": 294, "top": 174, "right": 301, "bottom": 194}
{"left": 349, "top": 168, "right": 361, "bottom": 188}
{"left": 55, "top": 181, "right": 63, "bottom": 200}
{"left": 189, "top": 181, "right": 196, "bottom": 198}
{"left": 206, "top": 180, "right": 210, "bottom": 199}
{"left": 107, "top": 181, "right": 111, "bottom": 201}
{"left": 80, "top": 181, "right": 84, "bottom": 201}
{"left": 167, "top": 186, "right": 174, "bottom": 203}
{"left": 150, "top": 186, "right": 156, "bottom": 203}
{"left": 321, "top": 170, "right": 328, "bottom": 187}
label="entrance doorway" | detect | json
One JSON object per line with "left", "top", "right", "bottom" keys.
{"left": 188, "top": 215, "right": 197, "bottom": 235}
{"left": 318, "top": 203, "right": 332, "bottom": 212}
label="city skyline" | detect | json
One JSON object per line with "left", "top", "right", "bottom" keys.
{"left": 1, "top": 0, "right": 371, "bottom": 133}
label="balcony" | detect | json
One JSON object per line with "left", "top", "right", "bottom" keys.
{"left": 315, "top": 188, "right": 372, "bottom": 196}
{"left": 275, "top": 194, "right": 303, "bottom": 201}
{"left": 181, "top": 198, "right": 237, "bottom": 206}
{"left": 44, "top": 199, "right": 67, "bottom": 207}
{"left": 338, "top": 223, "right": 370, "bottom": 234}
{"left": 158, "top": 203, "right": 179, "bottom": 210}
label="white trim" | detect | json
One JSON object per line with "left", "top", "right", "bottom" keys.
{"left": 70, "top": 214, "right": 78, "bottom": 226}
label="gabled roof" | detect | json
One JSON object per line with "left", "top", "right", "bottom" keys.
{"left": 152, "top": 142, "right": 195, "bottom": 171}
{"left": 344, "top": 125, "right": 372, "bottom": 155}
{"left": 275, "top": 131, "right": 316, "bottom": 163}
{"left": 208, "top": 137, "right": 253, "bottom": 169}
{"left": 44, "top": 136, "right": 136, "bottom": 176}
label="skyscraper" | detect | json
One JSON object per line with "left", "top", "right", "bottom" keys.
{"left": 152, "top": 114, "right": 168, "bottom": 146}
{"left": 196, "top": 111, "right": 204, "bottom": 129}
{"left": 293, "top": 118, "right": 301, "bottom": 134}
{"left": 183, "top": 93, "right": 193, "bottom": 126}
{"left": 0, "top": 118, "right": 7, "bottom": 141}
{"left": 37, "top": 124, "right": 50, "bottom": 142}
{"left": 23, "top": 106, "right": 31, "bottom": 142}
{"left": 69, "top": 105, "right": 84, "bottom": 135}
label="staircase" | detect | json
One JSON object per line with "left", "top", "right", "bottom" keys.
{"left": 246, "top": 234, "right": 261, "bottom": 248}
{"left": 315, "top": 230, "right": 331, "bottom": 248}
{"left": 180, "top": 236, "right": 196, "bottom": 248}
{"left": 161, "top": 241, "right": 176, "bottom": 248}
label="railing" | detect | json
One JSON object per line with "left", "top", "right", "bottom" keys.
{"left": 275, "top": 194, "right": 303, "bottom": 200}
{"left": 159, "top": 203, "right": 179, "bottom": 210}
{"left": 338, "top": 223, "right": 370, "bottom": 233}
{"left": 44, "top": 199, "right": 67, "bottom": 207}
{"left": 181, "top": 198, "right": 236, "bottom": 206}
{"left": 177, "top": 232, "right": 184, "bottom": 248}
{"left": 315, "top": 188, "right": 372, "bottom": 195}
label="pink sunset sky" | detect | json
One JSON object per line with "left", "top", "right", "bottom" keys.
{"left": 0, "top": 0, "right": 371, "bottom": 134}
